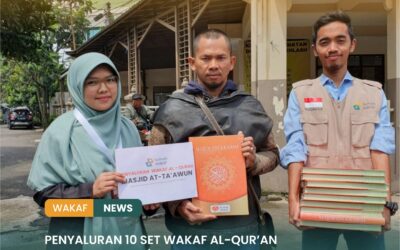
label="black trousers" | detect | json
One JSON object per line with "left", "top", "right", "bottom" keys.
{"left": 302, "top": 228, "right": 385, "bottom": 250}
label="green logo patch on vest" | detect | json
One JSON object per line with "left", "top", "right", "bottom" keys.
{"left": 353, "top": 102, "right": 376, "bottom": 111}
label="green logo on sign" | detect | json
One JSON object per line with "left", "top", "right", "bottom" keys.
{"left": 146, "top": 158, "right": 154, "bottom": 167}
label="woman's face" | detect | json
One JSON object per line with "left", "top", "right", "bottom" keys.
{"left": 83, "top": 65, "right": 118, "bottom": 112}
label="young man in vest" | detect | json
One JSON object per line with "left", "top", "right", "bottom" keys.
{"left": 280, "top": 11, "right": 396, "bottom": 250}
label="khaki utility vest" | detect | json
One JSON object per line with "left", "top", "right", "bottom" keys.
{"left": 293, "top": 78, "right": 382, "bottom": 169}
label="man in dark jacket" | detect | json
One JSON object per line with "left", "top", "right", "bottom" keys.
{"left": 150, "top": 29, "right": 279, "bottom": 249}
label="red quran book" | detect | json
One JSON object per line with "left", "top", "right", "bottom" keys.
{"left": 189, "top": 135, "right": 248, "bottom": 216}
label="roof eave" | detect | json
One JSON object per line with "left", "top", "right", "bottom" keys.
{"left": 67, "top": 0, "right": 147, "bottom": 57}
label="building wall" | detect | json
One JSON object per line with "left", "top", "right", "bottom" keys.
{"left": 355, "top": 36, "right": 387, "bottom": 55}
{"left": 119, "top": 70, "right": 129, "bottom": 102}
{"left": 386, "top": 0, "right": 400, "bottom": 193}
{"left": 50, "top": 92, "right": 73, "bottom": 116}
{"left": 145, "top": 68, "right": 176, "bottom": 105}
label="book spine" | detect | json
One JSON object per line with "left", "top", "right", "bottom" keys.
{"left": 302, "top": 168, "right": 385, "bottom": 177}
{"left": 301, "top": 206, "right": 383, "bottom": 215}
{"left": 300, "top": 201, "right": 383, "bottom": 212}
{"left": 302, "top": 174, "right": 385, "bottom": 184}
{"left": 302, "top": 194, "right": 386, "bottom": 204}
{"left": 300, "top": 221, "right": 382, "bottom": 232}
{"left": 300, "top": 212, "right": 385, "bottom": 225}
{"left": 304, "top": 188, "right": 387, "bottom": 198}
{"left": 303, "top": 181, "right": 388, "bottom": 191}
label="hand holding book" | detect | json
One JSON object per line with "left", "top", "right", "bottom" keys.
{"left": 143, "top": 203, "right": 160, "bottom": 211}
{"left": 177, "top": 200, "right": 217, "bottom": 224}
{"left": 288, "top": 195, "right": 301, "bottom": 228}
{"left": 383, "top": 207, "right": 391, "bottom": 231}
{"left": 92, "top": 172, "right": 125, "bottom": 198}
{"left": 238, "top": 131, "right": 256, "bottom": 169}
{"left": 288, "top": 162, "right": 304, "bottom": 229}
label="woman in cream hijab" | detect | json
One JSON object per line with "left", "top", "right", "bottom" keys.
{"left": 28, "top": 52, "right": 156, "bottom": 250}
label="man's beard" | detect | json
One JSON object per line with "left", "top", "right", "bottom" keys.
{"left": 203, "top": 81, "right": 223, "bottom": 90}
{"left": 325, "top": 52, "right": 341, "bottom": 74}
{"left": 326, "top": 63, "right": 341, "bottom": 74}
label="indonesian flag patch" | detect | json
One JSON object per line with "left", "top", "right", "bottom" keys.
{"left": 304, "top": 97, "right": 323, "bottom": 109}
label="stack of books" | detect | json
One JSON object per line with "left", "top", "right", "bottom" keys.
{"left": 299, "top": 168, "right": 387, "bottom": 232}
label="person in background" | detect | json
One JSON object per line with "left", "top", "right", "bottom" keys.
{"left": 123, "top": 93, "right": 153, "bottom": 131}
{"left": 280, "top": 11, "right": 396, "bottom": 250}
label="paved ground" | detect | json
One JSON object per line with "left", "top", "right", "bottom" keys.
{"left": 0, "top": 124, "right": 399, "bottom": 250}
{"left": 0, "top": 124, "right": 42, "bottom": 199}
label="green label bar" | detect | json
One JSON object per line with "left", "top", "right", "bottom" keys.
{"left": 94, "top": 199, "right": 142, "bottom": 217}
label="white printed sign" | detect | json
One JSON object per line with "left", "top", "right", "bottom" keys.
{"left": 116, "top": 143, "right": 197, "bottom": 205}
